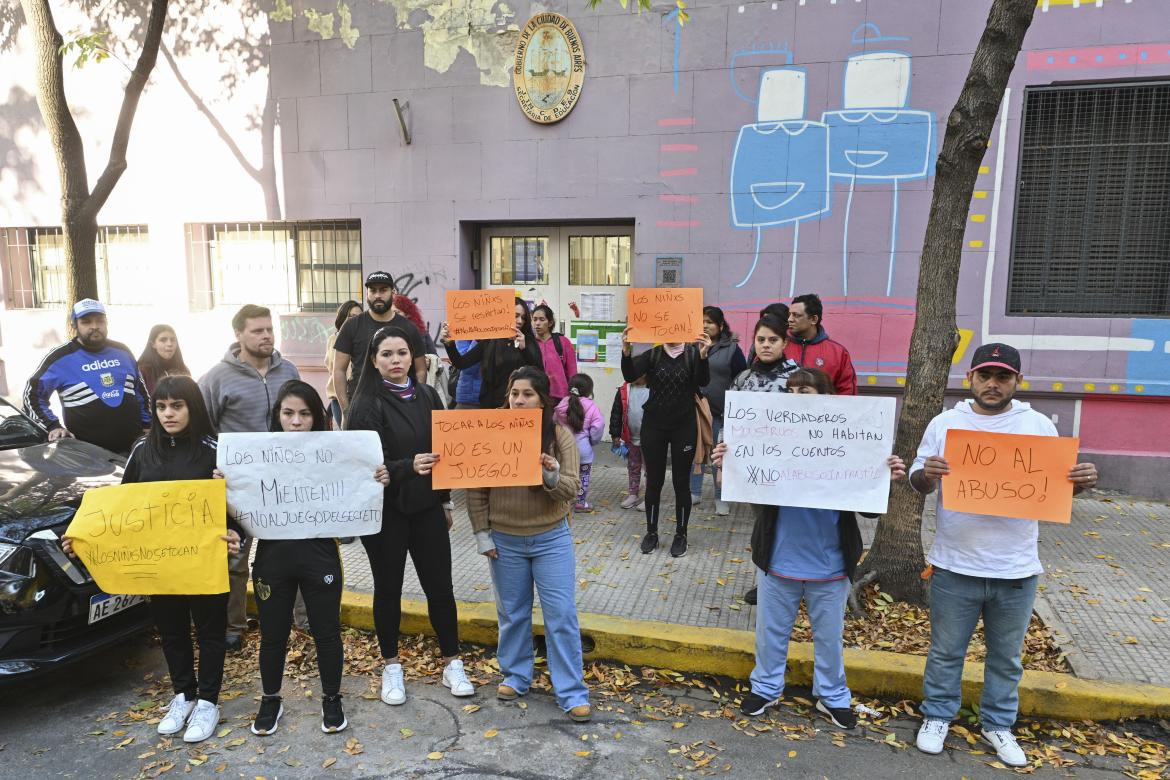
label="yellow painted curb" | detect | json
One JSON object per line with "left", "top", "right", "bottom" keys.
{"left": 347, "top": 592, "right": 1170, "bottom": 722}
{"left": 247, "top": 585, "right": 1170, "bottom": 721}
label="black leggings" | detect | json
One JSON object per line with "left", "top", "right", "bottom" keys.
{"left": 361, "top": 504, "right": 459, "bottom": 658}
{"left": 150, "top": 592, "right": 229, "bottom": 704}
{"left": 641, "top": 415, "right": 697, "bottom": 526}
{"left": 252, "top": 539, "right": 344, "bottom": 697}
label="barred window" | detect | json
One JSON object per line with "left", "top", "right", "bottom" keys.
{"left": 1008, "top": 82, "right": 1170, "bottom": 316}
{"left": 0, "top": 225, "right": 149, "bottom": 308}
{"left": 568, "top": 234, "right": 631, "bottom": 286}
{"left": 197, "top": 220, "right": 362, "bottom": 312}
{"left": 489, "top": 236, "right": 549, "bottom": 285}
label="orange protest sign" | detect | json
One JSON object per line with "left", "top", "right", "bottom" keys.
{"left": 445, "top": 289, "right": 516, "bottom": 340}
{"left": 627, "top": 288, "right": 703, "bottom": 343}
{"left": 941, "top": 429, "right": 1079, "bottom": 523}
{"left": 431, "top": 408, "right": 542, "bottom": 488}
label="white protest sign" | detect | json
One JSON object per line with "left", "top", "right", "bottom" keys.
{"left": 721, "top": 391, "right": 896, "bottom": 513}
{"left": 217, "top": 431, "right": 384, "bottom": 540}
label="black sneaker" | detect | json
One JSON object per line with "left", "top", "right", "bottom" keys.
{"left": 250, "top": 695, "right": 283, "bottom": 736}
{"left": 640, "top": 531, "right": 658, "bottom": 554}
{"left": 670, "top": 533, "right": 688, "bottom": 558}
{"left": 740, "top": 692, "right": 778, "bottom": 717}
{"left": 224, "top": 634, "right": 244, "bottom": 653}
{"left": 744, "top": 587, "right": 758, "bottom": 605}
{"left": 321, "top": 694, "right": 347, "bottom": 733}
{"left": 816, "top": 699, "right": 857, "bottom": 730}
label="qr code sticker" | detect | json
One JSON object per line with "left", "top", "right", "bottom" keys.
{"left": 661, "top": 270, "right": 677, "bottom": 284}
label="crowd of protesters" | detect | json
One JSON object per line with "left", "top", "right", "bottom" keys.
{"left": 29, "top": 278, "right": 1097, "bottom": 766}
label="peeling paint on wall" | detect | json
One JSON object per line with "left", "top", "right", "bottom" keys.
{"left": 378, "top": 0, "right": 520, "bottom": 86}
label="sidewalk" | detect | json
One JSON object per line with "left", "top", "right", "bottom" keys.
{"left": 338, "top": 449, "right": 1170, "bottom": 689}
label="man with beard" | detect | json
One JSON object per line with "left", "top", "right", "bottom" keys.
{"left": 199, "top": 303, "right": 301, "bottom": 652}
{"left": 909, "top": 343, "right": 1098, "bottom": 768}
{"left": 332, "top": 271, "right": 426, "bottom": 417}
{"left": 24, "top": 298, "right": 150, "bottom": 454}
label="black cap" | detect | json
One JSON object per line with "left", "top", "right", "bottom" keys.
{"left": 365, "top": 271, "right": 395, "bottom": 289}
{"left": 970, "top": 343, "right": 1021, "bottom": 374}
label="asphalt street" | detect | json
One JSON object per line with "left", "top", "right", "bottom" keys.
{"left": 0, "top": 634, "right": 1147, "bottom": 780}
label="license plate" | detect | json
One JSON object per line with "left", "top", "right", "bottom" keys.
{"left": 88, "top": 592, "right": 145, "bottom": 624}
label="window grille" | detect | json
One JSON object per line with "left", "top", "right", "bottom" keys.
{"left": 1008, "top": 82, "right": 1170, "bottom": 316}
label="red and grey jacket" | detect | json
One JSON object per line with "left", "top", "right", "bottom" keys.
{"left": 783, "top": 325, "right": 857, "bottom": 395}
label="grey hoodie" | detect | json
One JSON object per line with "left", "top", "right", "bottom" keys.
{"left": 198, "top": 344, "right": 301, "bottom": 434}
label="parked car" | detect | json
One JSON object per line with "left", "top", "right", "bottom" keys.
{"left": 0, "top": 397, "right": 149, "bottom": 679}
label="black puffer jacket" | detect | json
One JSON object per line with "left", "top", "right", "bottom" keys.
{"left": 122, "top": 432, "right": 219, "bottom": 484}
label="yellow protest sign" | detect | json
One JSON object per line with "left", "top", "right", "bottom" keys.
{"left": 66, "top": 480, "right": 229, "bottom": 595}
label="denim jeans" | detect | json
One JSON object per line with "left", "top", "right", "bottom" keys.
{"left": 921, "top": 567, "right": 1039, "bottom": 729}
{"left": 749, "top": 570, "right": 851, "bottom": 708}
{"left": 690, "top": 416, "right": 723, "bottom": 499}
{"left": 489, "top": 521, "right": 589, "bottom": 711}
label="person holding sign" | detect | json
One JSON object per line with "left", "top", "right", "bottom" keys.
{"left": 620, "top": 328, "right": 712, "bottom": 558}
{"left": 466, "top": 366, "right": 590, "bottom": 721}
{"left": 691, "top": 306, "right": 747, "bottom": 515}
{"left": 345, "top": 326, "right": 475, "bottom": 706}
{"left": 64, "top": 376, "right": 241, "bottom": 744}
{"left": 243, "top": 381, "right": 390, "bottom": 737}
{"left": 712, "top": 371, "right": 905, "bottom": 730}
{"left": 909, "top": 344, "right": 1098, "bottom": 767}
{"left": 440, "top": 297, "right": 541, "bottom": 410}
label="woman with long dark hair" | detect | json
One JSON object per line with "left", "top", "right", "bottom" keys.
{"left": 439, "top": 297, "right": 541, "bottom": 409}
{"left": 731, "top": 314, "right": 801, "bottom": 393}
{"left": 531, "top": 304, "right": 577, "bottom": 407}
{"left": 247, "top": 380, "right": 389, "bottom": 737}
{"left": 467, "top": 366, "right": 590, "bottom": 721}
{"left": 345, "top": 326, "right": 474, "bottom": 706}
{"left": 326, "top": 300, "right": 362, "bottom": 427}
{"left": 691, "top": 306, "right": 746, "bottom": 515}
{"left": 620, "top": 327, "right": 712, "bottom": 558}
{"left": 137, "top": 324, "right": 191, "bottom": 395}
{"left": 65, "top": 376, "right": 240, "bottom": 744}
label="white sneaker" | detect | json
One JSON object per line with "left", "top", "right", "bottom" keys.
{"left": 715, "top": 499, "right": 730, "bottom": 516}
{"left": 690, "top": 492, "right": 702, "bottom": 506}
{"left": 636, "top": 499, "right": 646, "bottom": 512}
{"left": 915, "top": 718, "right": 949, "bottom": 754}
{"left": 982, "top": 728, "right": 1028, "bottom": 767}
{"left": 620, "top": 494, "right": 640, "bottom": 509}
{"left": 442, "top": 659, "right": 475, "bottom": 697}
{"left": 157, "top": 693, "right": 195, "bottom": 735}
{"left": 381, "top": 663, "right": 406, "bottom": 705}
{"left": 182, "top": 700, "right": 220, "bottom": 743}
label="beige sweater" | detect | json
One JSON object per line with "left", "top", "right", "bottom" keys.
{"left": 467, "top": 425, "right": 581, "bottom": 537}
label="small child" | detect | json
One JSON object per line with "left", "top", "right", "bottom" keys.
{"left": 608, "top": 375, "right": 650, "bottom": 510}
{"left": 554, "top": 373, "right": 605, "bottom": 512}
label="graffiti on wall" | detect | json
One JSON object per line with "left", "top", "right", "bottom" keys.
{"left": 728, "top": 24, "right": 936, "bottom": 296}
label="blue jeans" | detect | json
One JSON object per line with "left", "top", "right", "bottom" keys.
{"left": 921, "top": 568, "right": 1038, "bottom": 729}
{"left": 489, "top": 521, "right": 589, "bottom": 711}
{"left": 749, "top": 571, "right": 851, "bottom": 708}
{"left": 690, "top": 416, "right": 723, "bottom": 499}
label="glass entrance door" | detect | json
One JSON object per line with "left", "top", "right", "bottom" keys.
{"left": 481, "top": 225, "right": 633, "bottom": 436}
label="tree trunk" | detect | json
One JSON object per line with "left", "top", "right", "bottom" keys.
{"left": 855, "top": 0, "right": 1038, "bottom": 605}
{"left": 21, "top": 0, "right": 169, "bottom": 308}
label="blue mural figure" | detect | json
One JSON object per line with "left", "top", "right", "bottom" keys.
{"left": 822, "top": 23, "right": 936, "bottom": 296}
{"left": 728, "top": 49, "right": 831, "bottom": 292}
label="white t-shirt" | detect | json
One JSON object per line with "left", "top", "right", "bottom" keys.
{"left": 911, "top": 399, "right": 1058, "bottom": 579}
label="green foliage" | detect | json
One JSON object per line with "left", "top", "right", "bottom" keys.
{"left": 584, "top": 0, "right": 688, "bottom": 24}
{"left": 58, "top": 29, "right": 112, "bottom": 69}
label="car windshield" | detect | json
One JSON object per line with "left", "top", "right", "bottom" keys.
{"left": 0, "top": 399, "right": 47, "bottom": 450}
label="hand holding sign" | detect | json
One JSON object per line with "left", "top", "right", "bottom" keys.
{"left": 431, "top": 409, "right": 542, "bottom": 488}
{"left": 446, "top": 289, "right": 516, "bottom": 341}
{"left": 941, "top": 430, "right": 1080, "bottom": 523}
{"left": 626, "top": 288, "right": 703, "bottom": 343}
{"left": 65, "top": 480, "right": 229, "bottom": 596}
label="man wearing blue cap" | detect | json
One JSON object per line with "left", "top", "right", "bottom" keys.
{"left": 23, "top": 298, "right": 150, "bottom": 454}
